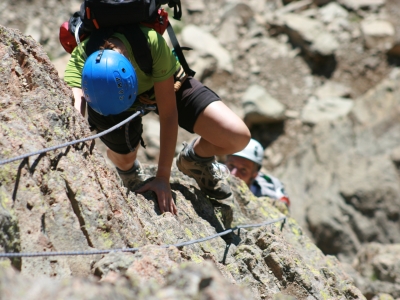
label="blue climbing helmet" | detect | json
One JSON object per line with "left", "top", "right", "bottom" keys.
{"left": 81, "top": 49, "right": 138, "bottom": 116}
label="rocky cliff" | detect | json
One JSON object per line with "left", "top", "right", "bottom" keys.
{"left": 2, "top": 0, "right": 400, "bottom": 299}
{"left": 0, "top": 25, "right": 367, "bottom": 300}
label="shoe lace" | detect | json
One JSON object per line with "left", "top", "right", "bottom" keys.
{"left": 209, "top": 162, "right": 230, "bottom": 180}
{"left": 135, "top": 167, "right": 147, "bottom": 180}
{"left": 135, "top": 166, "right": 144, "bottom": 175}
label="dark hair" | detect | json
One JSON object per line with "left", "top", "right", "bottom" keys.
{"left": 100, "top": 40, "right": 117, "bottom": 50}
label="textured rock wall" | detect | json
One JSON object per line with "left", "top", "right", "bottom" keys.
{"left": 0, "top": 25, "right": 366, "bottom": 300}
{"left": 275, "top": 68, "right": 400, "bottom": 298}
{"left": 276, "top": 69, "right": 400, "bottom": 253}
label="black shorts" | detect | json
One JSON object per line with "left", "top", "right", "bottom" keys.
{"left": 88, "top": 77, "right": 220, "bottom": 154}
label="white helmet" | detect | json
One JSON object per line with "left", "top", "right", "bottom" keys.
{"left": 231, "top": 139, "right": 264, "bottom": 167}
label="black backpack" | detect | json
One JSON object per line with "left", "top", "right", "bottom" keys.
{"left": 80, "top": 0, "right": 177, "bottom": 29}
{"left": 60, "top": 0, "right": 194, "bottom": 76}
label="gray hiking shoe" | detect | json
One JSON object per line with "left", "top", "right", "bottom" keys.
{"left": 176, "top": 142, "right": 232, "bottom": 200}
{"left": 117, "top": 160, "right": 146, "bottom": 189}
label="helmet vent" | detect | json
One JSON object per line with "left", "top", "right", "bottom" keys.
{"left": 95, "top": 50, "right": 104, "bottom": 63}
{"left": 122, "top": 68, "right": 126, "bottom": 73}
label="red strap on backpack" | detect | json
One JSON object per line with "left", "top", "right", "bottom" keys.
{"left": 141, "top": 8, "right": 169, "bottom": 35}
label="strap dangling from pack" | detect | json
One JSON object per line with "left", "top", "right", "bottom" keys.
{"left": 166, "top": 23, "right": 195, "bottom": 77}
{"left": 168, "top": 0, "right": 182, "bottom": 20}
{"left": 74, "top": 19, "right": 88, "bottom": 60}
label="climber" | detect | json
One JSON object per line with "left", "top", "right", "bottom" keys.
{"left": 64, "top": 29, "right": 250, "bottom": 216}
{"left": 225, "top": 139, "right": 290, "bottom": 207}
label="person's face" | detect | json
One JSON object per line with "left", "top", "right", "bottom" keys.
{"left": 226, "top": 156, "right": 259, "bottom": 186}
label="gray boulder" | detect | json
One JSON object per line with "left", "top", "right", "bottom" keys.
{"left": 301, "top": 97, "right": 354, "bottom": 124}
{"left": 361, "top": 19, "right": 396, "bottom": 51}
{"left": 314, "top": 81, "right": 351, "bottom": 99}
{"left": 338, "top": 0, "right": 385, "bottom": 11}
{"left": 279, "top": 13, "right": 339, "bottom": 56}
{"left": 351, "top": 243, "right": 400, "bottom": 298}
{"left": 181, "top": 25, "right": 233, "bottom": 73}
{"left": 241, "top": 85, "right": 286, "bottom": 126}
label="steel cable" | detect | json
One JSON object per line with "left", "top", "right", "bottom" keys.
{"left": 0, "top": 106, "right": 156, "bottom": 166}
{"left": 0, "top": 106, "right": 287, "bottom": 259}
{"left": 0, "top": 217, "right": 286, "bottom": 258}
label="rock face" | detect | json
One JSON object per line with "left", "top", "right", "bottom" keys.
{"left": 2, "top": 0, "right": 400, "bottom": 298}
{"left": 351, "top": 243, "right": 400, "bottom": 299}
{"left": 276, "top": 67, "right": 400, "bottom": 248}
{"left": 242, "top": 85, "right": 286, "bottom": 126}
{"left": 0, "top": 25, "right": 365, "bottom": 300}
{"left": 360, "top": 20, "right": 395, "bottom": 51}
{"left": 300, "top": 96, "right": 354, "bottom": 125}
{"left": 0, "top": 0, "right": 81, "bottom": 59}
{"left": 275, "top": 69, "right": 400, "bottom": 297}
{"left": 181, "top": 24, "right": 233, "bottom": 73}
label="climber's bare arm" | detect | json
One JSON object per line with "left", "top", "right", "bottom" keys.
{"left": 72, "top": 87, "right": 86, "bottom": 116}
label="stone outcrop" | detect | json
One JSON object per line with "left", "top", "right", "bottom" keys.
{"left": 300, "top": 96, "right": 354, "bottom": 125}
{"left": 360, "top": 20, "right": 395, "bottom": 51}
{"left": 350, "top": 243, "right": 400, "bottom": 299}
{"left": 0, "top": 25, "right": 365, "bottom": 300}
{"left": 2, "top": 0, "right": 400, "bottom": 298}
{"left": 181, "top": 24, "right": 233, "bottom": 73}
{"left": 275, "top": 68, "right": 400, "bottom": 297}
{"left": 242, "top": 85, "right": 286, "bottom": 126}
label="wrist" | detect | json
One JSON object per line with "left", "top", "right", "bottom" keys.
{"left": 156, "top": 172, "right": 170, "bottom": 181}
{"left": 157, "top": 165, "right": 171, "bottom": 178}
{"left": 155, "top": 175, "right": 170, "bottom": 184}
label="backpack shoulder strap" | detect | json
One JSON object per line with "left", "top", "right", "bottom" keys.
{"left": 85, "top": 28, "right": 115, "bottom": 57}
{"left": 166, "top": 23, "right": 195, "bottom": 77}
{"left": 119, "top": 25, "right": 153, "bottom": 76}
